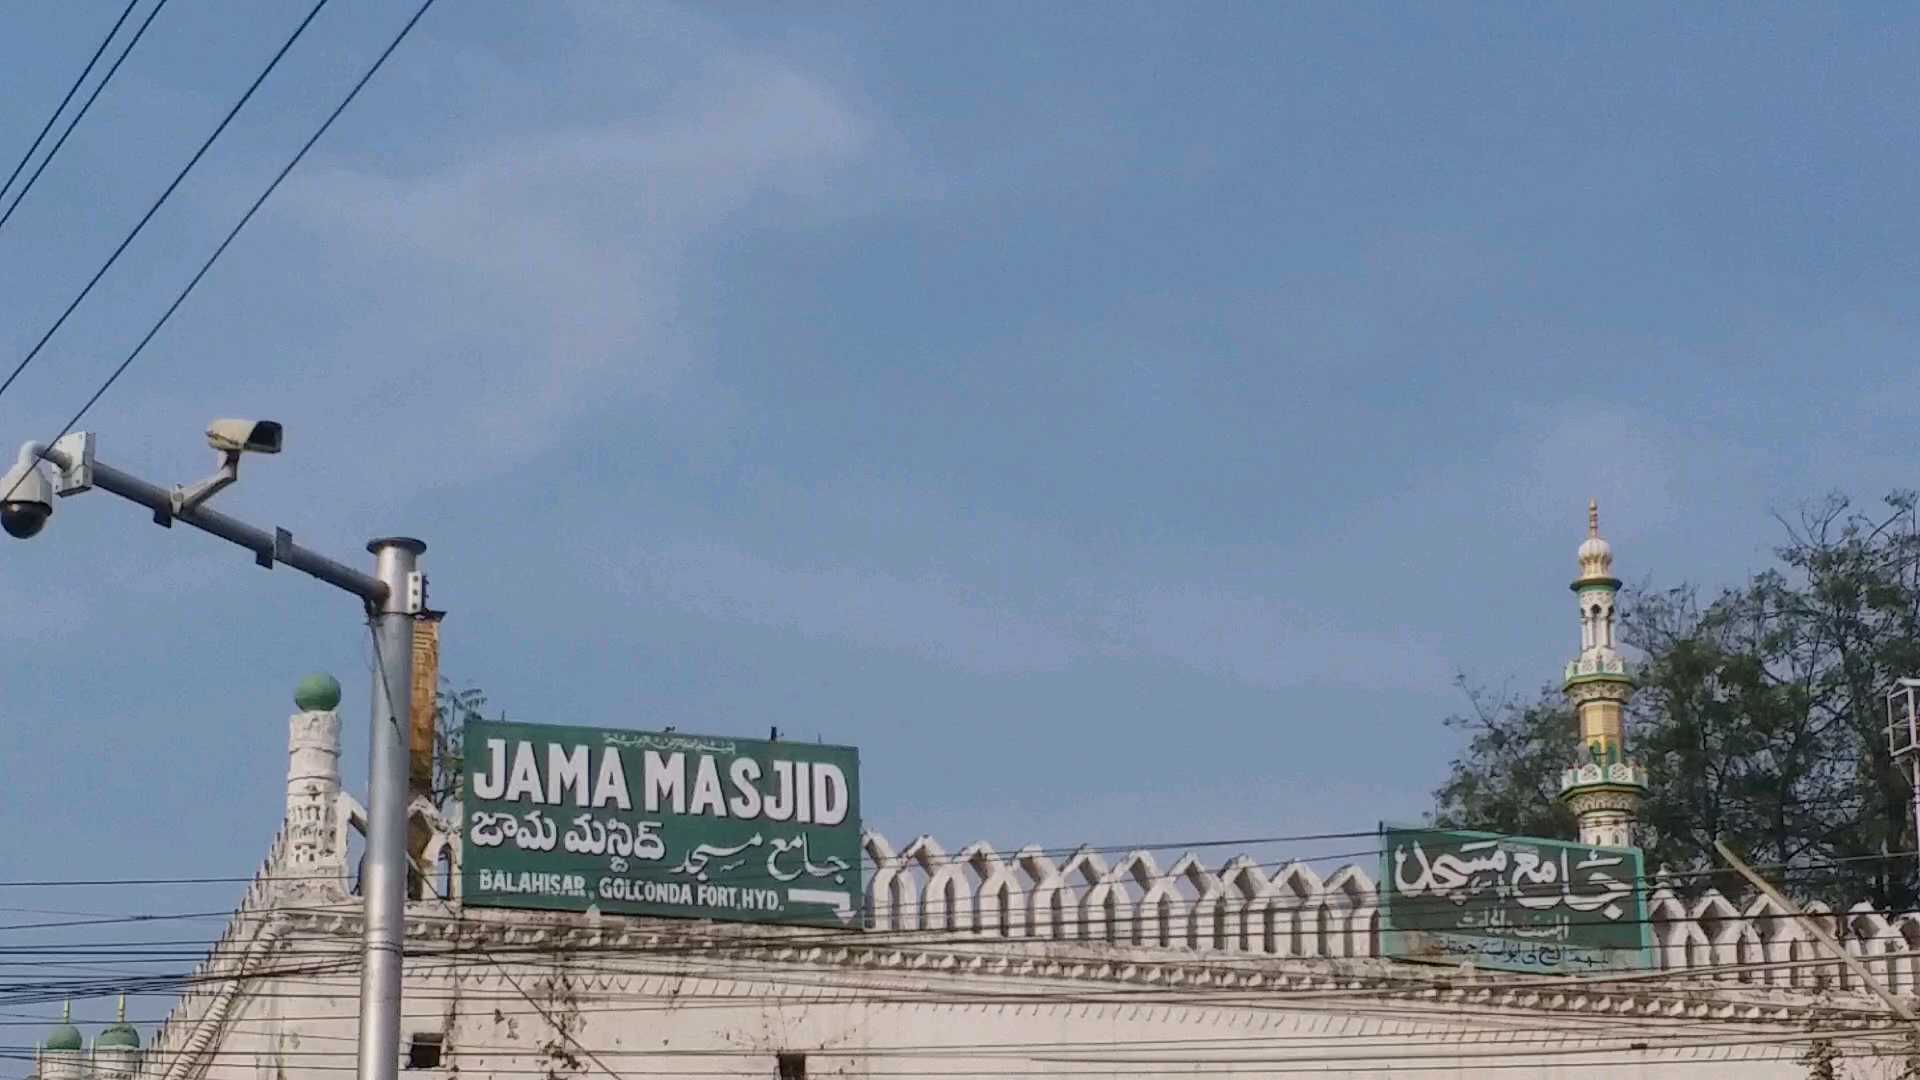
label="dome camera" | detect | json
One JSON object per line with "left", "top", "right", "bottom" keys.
{"left": 0, "top": 454, "right": 52, "bottom": 539}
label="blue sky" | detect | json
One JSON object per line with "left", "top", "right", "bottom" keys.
{"left": 3, "top": 1, "right": 1918, "bottom": 1036}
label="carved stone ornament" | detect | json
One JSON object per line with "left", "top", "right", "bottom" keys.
{"left": 1565, "top": 679, "right": 1633, "bottom": 706}
{"left": 1564, "top": 788, "right": 1646, "bottom": 816}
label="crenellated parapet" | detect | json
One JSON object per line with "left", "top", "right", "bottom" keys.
{"left": 136, "top": 672, "right": 1920, "bottom": 1071}
{"left": 295, "top": 765, "right": 1845, "bottom": 991}
{"left": 862, "top": 833, "right": 1378, "bottom": 958}
{"left": 341, "top": 803, "right": 1920, "bottom": 997}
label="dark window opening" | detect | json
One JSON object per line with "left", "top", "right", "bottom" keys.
{"left": 776, "top": 1052, "right": 806, "bottom": 1079}
{"left": 406, "top": 1033, "right": 444, "bottom": 1070}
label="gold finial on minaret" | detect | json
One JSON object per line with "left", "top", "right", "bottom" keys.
{"left": 115, "top": 995, "right": 126, "bottom": 1022}
{"left": 60, "top": 1001, "right": 69, "bottom": 1023}
{"left": 1577, "top": 501, "right": 1614, "bottom": 580}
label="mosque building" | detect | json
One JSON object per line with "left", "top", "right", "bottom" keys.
{"left": 26, "top": 509, "right": 1920, "bottom": 1078}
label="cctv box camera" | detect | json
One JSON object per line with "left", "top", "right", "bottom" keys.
{"left": 206, "top": 419, "right": 282, "bottom": 455}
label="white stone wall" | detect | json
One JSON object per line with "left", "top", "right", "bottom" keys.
{"left": 159, "top": 909, "right": 1920, "bottom": 1080}
{"left": 39, "top": 1050, "right": 85, "bottom": 1080}
{"left": 136, "top": 706, "right": 1920, "bottom": 1080}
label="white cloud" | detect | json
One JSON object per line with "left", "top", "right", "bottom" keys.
{"left": 1508, "top": 400, "right": 1681, "bottom": 540}
{"left": 612, "top": 535, "right": 1449, "bottom": 692}
{"left": 263, "top": 37, "right": 875, "bottom": 490}
{"left": 622, "top": 541, "right": 1085, "bottom": 675}
{"left": 0, "top": 16, "right": 891, "bottom": 635}
{"left": 1096, "top": 580, "right": 1453, "bottom": 694}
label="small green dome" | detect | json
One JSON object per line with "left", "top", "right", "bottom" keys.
{"left": 95, "top": 1006, "right": 139, "bottom": 1045}
{"left": 44, "top": 1023, "right": 82, "bottom": 1052}
{"left": 94, "top": 997, "right": 137, "bottom": 1051}
{"left": 294, "top": 673, "right": 342, "bottom": 712}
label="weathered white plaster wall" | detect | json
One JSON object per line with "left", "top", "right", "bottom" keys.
{"left": 132, "top": 707, "right": 1920, "bottom": 1080}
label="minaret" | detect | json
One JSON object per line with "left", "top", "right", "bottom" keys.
{"left": 284, "top": 674, "right": 347, "bottom": 894}
{"left": 1558, "top": 501, "right": 1649, "bottom": 848}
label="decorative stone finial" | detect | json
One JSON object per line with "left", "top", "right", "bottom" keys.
{"left": 116, "top": 995, "right": 125, "bottom": 1022}
{"left": 1588, "top": 498, "right": 1599, "bottom": 538}
{"left": 294, "top": 673, "right": 342, "bottom": 712}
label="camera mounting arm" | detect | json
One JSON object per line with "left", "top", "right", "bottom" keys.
{"left": 172, "top": 448, "right": 242, "bottom": 514}
{"left": 171, "top": 419, "right": 283, "bottom": 514}
{"left": 23, "top": 434, "right": 388, "bottom": 604}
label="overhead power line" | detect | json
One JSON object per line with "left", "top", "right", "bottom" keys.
{"left": 2, "top": 939, "right": 1890, "bottom": 1045}
{"left": 0, "top": 0, "right": 140, "bottom": 211}
{"left": 0, "top": 0, "right": 175, "bottom": 238}
{"left": 2, "top": 939, "right": 1912, "bottom": 1079}
{"left": 0, "top": 0, "right": 332, "bottom": 412}
{"left": 0, "top": 0, "right": 437, "bottom": 514}
{"left": 0, "top": 983, "right": 1884, "bottom": 1052}
{"left": 2, "top": 993, "right": 1914, "bottom": 1077}
{"left": 0, "top": 839, "right": 1916, "bottom": 932}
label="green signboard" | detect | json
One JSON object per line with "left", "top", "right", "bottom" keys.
{"left": 1378, "top": 826, "right": 1653, "bottom": 975}
{"left": 461, "top": 719, "right": 862, "bottom": 927}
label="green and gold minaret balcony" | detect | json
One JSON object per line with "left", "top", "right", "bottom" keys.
{"left": 1559, "top": 666, "right": 1648, "bottom": 800}
{"left": 1560, "top": 743, "right": 1650, "bottom": 795}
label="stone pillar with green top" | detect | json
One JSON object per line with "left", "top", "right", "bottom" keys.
{"left": 285, "top": 673, "right": 347, "bottom": 894}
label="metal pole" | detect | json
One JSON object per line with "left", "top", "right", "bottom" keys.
{"left": 1911, "top": 757, "right": 1920, "bottom": 868}
{"left": 1894, "top": 681, "right": 1920, "bottom": 874}
{"left": 359, "top": 538, "right": 423, "bottom": 1080}
{"left": 23, "top": 433, "right": 431, "bottom": 1071}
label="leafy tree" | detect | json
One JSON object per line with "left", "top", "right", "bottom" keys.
{"left": 429, "top": 679, "right": 499, "bottom": 811}
{"left": 1432, "top": 492, "right": 1920, "bottom": 908}
{"left": 1430, "top": 678, "right": 1576, "bottom": 840}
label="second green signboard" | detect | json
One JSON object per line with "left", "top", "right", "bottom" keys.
{"left": 1378, "top": 826, "right": 1653, "bottom": 974}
